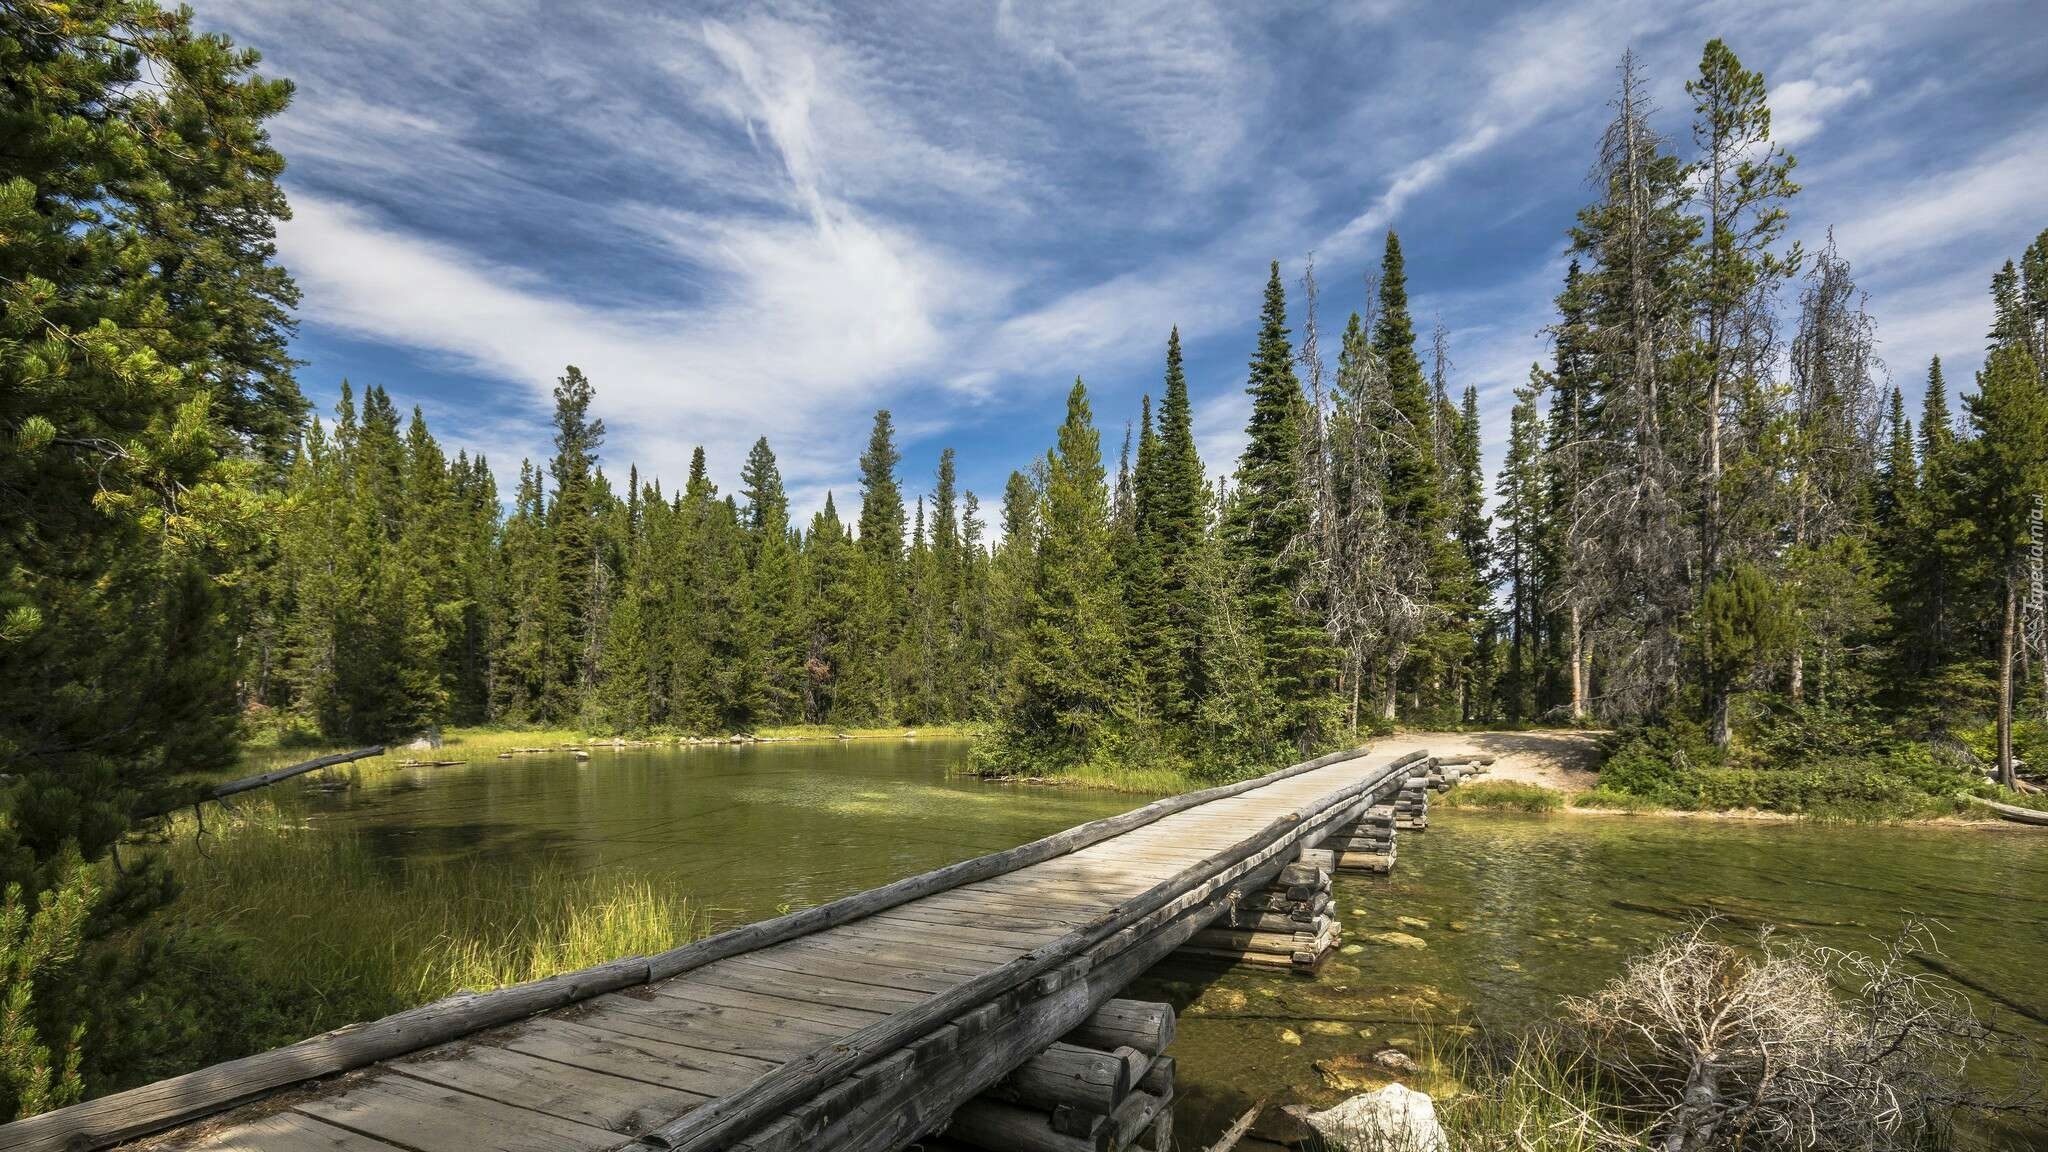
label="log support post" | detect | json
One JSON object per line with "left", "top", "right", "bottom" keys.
{"left": 1394, "top": 773, "right": 1430, "bottom": 830}
{"left": 940, "top": 1000, "right": 1177, "bottom": 1152}
{"left": 1173, "top": 844, "right": 1341, "bottom": 972}
{"left": 1326, "top": 800, "right": 1398, "bottom": 873}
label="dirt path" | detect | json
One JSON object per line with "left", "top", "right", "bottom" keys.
{"left": 1394, "top": 729, "right": 1605, "bottom": 791}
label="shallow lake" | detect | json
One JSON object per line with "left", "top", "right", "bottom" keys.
{"left": 246, "top": 739, "right": 2047, "bottom": 1148}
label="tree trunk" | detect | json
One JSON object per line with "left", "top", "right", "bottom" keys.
{"left": 1569, "top": 603, "right": 1587, "bottom": 722}
{"left": 1382, "top": 656, "right": 1398, "bottom": 722}
{"left": 1711, "top": 686, "right": 1731, "bottom": 749}
{"left": 2000, "top": 576, "right": 2018, "bottom": 789}
{"left": 1788, "top": 648, "right": 1803, "bottom": 703}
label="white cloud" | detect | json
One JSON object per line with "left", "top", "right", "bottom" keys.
{"left": 992, "top": 0, "right": 1249, "bottom": 179}
{"left": 1769, "top": 76, "right": 1873, "bottom": 146}
{"left": 280, "top": 189, "right": 977, "bottom": 501}
{"left": 1193, "top": 386, "right": 1251, "bottom": 484}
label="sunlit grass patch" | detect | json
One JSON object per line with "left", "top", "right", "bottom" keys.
{"left": 1439, "top": 781, "right": 1564, "bottom": 812}
{"left": 151, "top": 818, "right": 702, "bottom": 1039}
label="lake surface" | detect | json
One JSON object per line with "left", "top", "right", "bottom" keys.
{"left": 251, "top": 740, "right": 2047, "bottom": 1148}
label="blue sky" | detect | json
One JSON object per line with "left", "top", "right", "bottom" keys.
{"left": 195, "top": 0, "right": 2048, "bottom": 519}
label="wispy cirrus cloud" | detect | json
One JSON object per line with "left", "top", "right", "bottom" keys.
{"left": 190, "top": 0, "right": 2047, "bottom": 514}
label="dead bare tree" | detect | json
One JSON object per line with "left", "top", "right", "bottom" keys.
{"left": 1567, "top": 50, "right": 1696, "bottom": 722}
{"left": 1566, "top": 920, "right": 2014, "bottom": 1152}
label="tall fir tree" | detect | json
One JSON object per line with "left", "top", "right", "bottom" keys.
{"left": 1961, "top": 342, "right": 2048, "bottom": 786}
{"left": 1226, "top": 263, "right": 1336, "bottom": 751}
{"left": 544, "top": 366, "right": 605, "bottom": 721}
{"left": 989, "top": 382, "right": 1133, "bottom": 769}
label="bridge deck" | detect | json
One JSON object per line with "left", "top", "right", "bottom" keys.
{"left": 115, "top": 740, "right": 1431, "bottom": 1152}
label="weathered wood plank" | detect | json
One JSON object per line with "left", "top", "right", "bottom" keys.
{"left": 396, "top": 1042, "right": 704, "bottom": 1133}
{"left": 495, "top": 1018, "right": 774, "bottom": 1099}
{"left": 292, "top": 1072, "right": 621, "bottom": 1152}
{"left": 181, "top": 1113, "right": 404, "bottom": 1152}
{"left": 688, "top": 956, "right": 930, "bottom": 1012}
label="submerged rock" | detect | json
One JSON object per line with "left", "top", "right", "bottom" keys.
{"left": 1307, "top": 1020, "right": 1353, "bottom": 1036}
{"left": 1302, "top": 1084, "right": 1446, "bottom": 1152}
{"left": 1341, "top": 943, "right": 1365, "bottom": 955}
{"left": 1313, "top": 1053, "right": 1385, "bottom": 1092}
{"left": 1196, "top": 987, "right": 1248, "bottom": 1013}
{"left": 1373, "top": 1047, "right": 1421, "bottom": 1072}
{"left": 1396, "top": 915, "right": 1431, "bottom": 929}
{"left": 1278, "top": 1028, "right": 1303, "bottom": 1046}
{"left": 1366, "top": 931, "right": 1428, "bottom": 949}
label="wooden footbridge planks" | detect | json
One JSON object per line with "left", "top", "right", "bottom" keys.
{"left": 3, "top": 741, "right": 1438, "bottom": 1152}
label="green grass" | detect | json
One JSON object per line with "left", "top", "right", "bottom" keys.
{"left": 1438, "top": 781, "right": 1564, "bottom": 812}
{"left": 148, "top": 804, "right": 702, "bottom": 1038}
{"left": 1569, "top": 787, "right": 1670, "bottom": 812}
{"left": 215, "top": 723, "right": 987, "bottom": 793}
{"left": 1436, "top": 1032, "right": 1642, "bottom": 1152}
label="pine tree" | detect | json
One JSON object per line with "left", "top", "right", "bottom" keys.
{"left": 1542, "top": 261, "right": 1597, "bottom": 718}
{"left": 0, "top": 0, "right": 304, "bottom": 914}
{"left": 1148, "top": 329, "right": 1210, "bottom": 726}
{"left": 741, "top": 438, "right": 802, "bottom": 722}
{"left": 1902, "top": 358, "right": 1962, "bottom": 679}
{"left": 1495, "top": 372, "right": 1548, "bottom": 720}
{"left": 1227, "top": 263, "right": 1336, "bottom": 751}
{"left": 1567, "top": 51, "right": 1701, "bottom": 720}
{"left": 1687, "top": 38, "right": 1800, "bottom": 588}
{"left": 990, "top": 381, "right": 1132, "bottom": 769}
{"left": 544, "top": 366, "right": 605, "bottom": 721}
{"left": 1961, "top": 342, "right": 2048, "bottom": 786}
{"left": 857, "top": 411, "right": 906, "bottom": 566}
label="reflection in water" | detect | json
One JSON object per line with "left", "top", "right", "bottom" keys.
{"left": 298, "top": 739, "right": 1149, "bottom": 930}
{"left": 254, "top": 747, "right": 2046, "bottom": 1148}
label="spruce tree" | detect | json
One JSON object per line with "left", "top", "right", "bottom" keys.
{"left": 1375, "top": 232, "right": 1439, "bottom": 534}
{"left": 1495, "top": 372, "right": 1548, "bottom": 720}
{"left": 741, "top": 438, "right": 803, "bottom": 722}
{"left": 545, "top": 366, "right": 605, "bottom": 721}
{"left": 1122, "top": 394, "right": 1173, "bottom": 722}
{"left": 1227, "top": 263, "right": 1336, "bottom": 751}
{"left": 1371, "top": 232, "right": 1460, "bottom": 716}
{"left": 1961, "top": 342, "right": 2048, "bottom": 786}
{"left": 1904, "top": 358, "right": 1962, "bottom": 678}
{"left": 857, "top": 411, "right": 906, "bottom": 565}
{"left": 990, "top": 381, "right": 1132, "bottom": 769}
{"left": 800, "top": 494, "right": 862, "bottom": 722}
{"left": 1149, "top": 329, "right": 1210, "bottom": 725}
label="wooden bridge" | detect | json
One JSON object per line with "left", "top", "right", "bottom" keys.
{"left": 2, "top": 739, "right": 1486, "bottom": 1152}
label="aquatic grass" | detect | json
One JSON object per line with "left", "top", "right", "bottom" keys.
{"left": 146, "top": 814, "right": 702, "bottom": 1040}
{"left": 1029, "top": 761, "right": 1195, "bottom": 794}
{"left": 1434, "top": 1031, "right": 1643, "bottom": 1152}
{"left": 1440, "top": 781, "right": 1565, "bottom": 813}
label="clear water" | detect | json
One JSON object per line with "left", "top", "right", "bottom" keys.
{"left": 1130, "top": 811, "right": 2048, "bottom": 1150}
{"left": 263, "top": 743, "right": 2047, "bottom": 1147}
{"left": 296, "top": 739, "right": 1145, "bottom": 930}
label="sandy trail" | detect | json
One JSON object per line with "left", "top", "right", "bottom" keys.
{"left": 1392, "top": 729, "right": 1605, "bottom": 791}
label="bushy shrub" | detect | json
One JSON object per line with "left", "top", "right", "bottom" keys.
{"left": 1594, "top": 713, "right": 1977, "bottom": 815}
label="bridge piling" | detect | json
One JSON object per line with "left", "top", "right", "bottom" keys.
{"left": 939, "top": 999, "right": 1177, "bottom": 1152}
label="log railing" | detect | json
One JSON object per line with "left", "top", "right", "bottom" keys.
{"left": 3, "top": 744, "right": 1408, "bottom": 1152}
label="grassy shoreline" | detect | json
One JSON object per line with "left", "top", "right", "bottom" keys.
{"left": 221, "top": 722, "right": 988, "bottom": 789}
